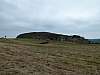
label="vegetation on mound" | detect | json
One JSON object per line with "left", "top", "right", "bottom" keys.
{"left": 16, "top": 32, "right": 89, "bottom": 44}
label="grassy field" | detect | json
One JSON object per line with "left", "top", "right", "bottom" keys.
{"left": 0, "top": 38, "right": 100, "bottom": 75}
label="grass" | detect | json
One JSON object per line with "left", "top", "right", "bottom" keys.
{"left": 0, "top": 38, "right": 100, "bottom": 75}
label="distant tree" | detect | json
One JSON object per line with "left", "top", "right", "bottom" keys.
{"left": 4, "top": 35, "right": 7, "bottom": 39}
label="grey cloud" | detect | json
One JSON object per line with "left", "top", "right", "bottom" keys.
{"left": 0, "top": 0, "right": 100, "bottom": 38}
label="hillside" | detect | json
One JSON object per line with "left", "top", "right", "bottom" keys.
{"left": 0, "top": 39, "right": 100, "bottom": 75}
{"left": 16, "top": 32, "right": 89, "bottom": 44}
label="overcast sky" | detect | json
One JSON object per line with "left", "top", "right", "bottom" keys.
{"left": 0, "top": 0, "right": 100, "bottom": 39}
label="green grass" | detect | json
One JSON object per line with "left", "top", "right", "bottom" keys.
{"left": 0, "top": 38, "right": 100, "bottom": 75}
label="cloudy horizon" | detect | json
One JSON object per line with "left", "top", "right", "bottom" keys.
{"left": 0, "top": 0, "right": 100, "bottom": 39}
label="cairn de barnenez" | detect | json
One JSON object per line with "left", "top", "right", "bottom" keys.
{"left": 16, "top": 32, "right": 89, "bottom": 44}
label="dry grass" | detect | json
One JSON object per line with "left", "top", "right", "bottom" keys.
{"left": 0, "top": 39, "right": 100, "bottom": 75}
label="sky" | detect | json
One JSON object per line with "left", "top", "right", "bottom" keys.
{"left": 0, "top": 0, "right": 100, "bottom": 39}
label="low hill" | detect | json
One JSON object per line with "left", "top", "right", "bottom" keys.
{"left": 88, "top": 39, "right": 100, "bottom": 44}
{"left": 16, "top": 32, "right": 89, "bottom": 44}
